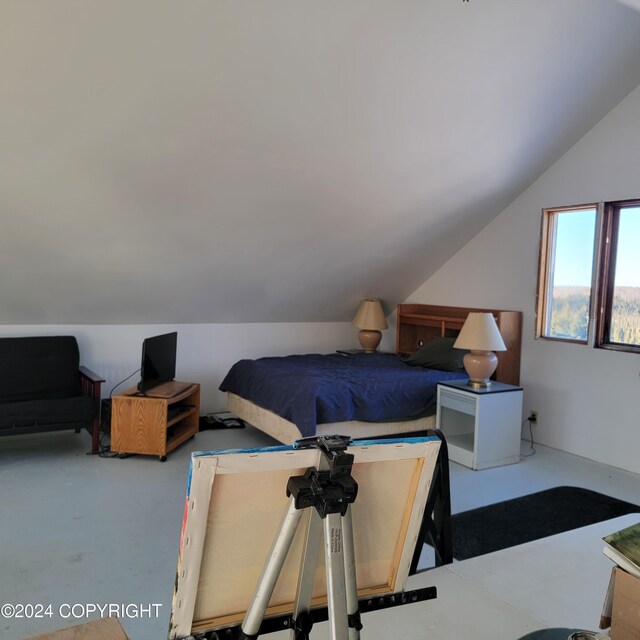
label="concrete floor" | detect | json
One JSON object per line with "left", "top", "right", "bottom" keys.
{"left": 1, "top": 427, "right": 639, "bottom": 640}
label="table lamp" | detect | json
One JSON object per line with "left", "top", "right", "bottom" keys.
{"left": 352, "top": 298, "right": 388, "bottom": 352}
{"left": 453, "top": 312, "right": 506, "bottom": 387}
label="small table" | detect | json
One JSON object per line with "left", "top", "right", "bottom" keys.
{"left": 436, "top": 380, "right": 523, "bottom": 470}
{"left": 402, "top": 515, "right": 638, "bottom": 638}
{"left": 111, "top": 381, "right": 200, "bottom": 461}
{"left": 262, "top": 515, "right": 636, "bottom": 639}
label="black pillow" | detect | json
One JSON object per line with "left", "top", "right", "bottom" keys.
{"left": 403, "top": 337, "right": 467, "bottom": 372}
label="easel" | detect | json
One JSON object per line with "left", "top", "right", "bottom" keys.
{"left": 233, "top": 436, "right": 437, "bottom": 640}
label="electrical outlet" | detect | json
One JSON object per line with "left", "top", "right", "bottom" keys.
{"left": 529, "top": 410, "right": 538, "bottom": 423}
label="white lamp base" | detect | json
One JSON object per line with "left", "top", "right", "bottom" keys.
{"left": 463, "top": 350, "right": 498, "bottom": 387}
{"left": 358, "top": 330, "right": 382, "bottom": 352}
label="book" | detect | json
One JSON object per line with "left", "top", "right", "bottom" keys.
{"left": 602, "top": 520, "right": 640, "bottom": 579}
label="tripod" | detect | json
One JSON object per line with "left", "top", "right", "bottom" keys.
{"left": 239, "top": 436, "right": 361, "bottom": 640}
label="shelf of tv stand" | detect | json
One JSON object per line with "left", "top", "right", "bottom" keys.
{"left": 111, "top": 382, "right": 200, "bottom": 461}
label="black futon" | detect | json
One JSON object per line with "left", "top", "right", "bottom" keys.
{"left": 0, "top": 336, "right": 104, "bottom": 453}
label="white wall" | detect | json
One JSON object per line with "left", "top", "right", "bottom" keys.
{"left": 407, "top": 84, "right": 640, "bottom": 475}
{"left": 0, "top": 323, "right": 356, "bottom": 415}
{"left": 5, "top": 2, "right": 640, "bottom": 327}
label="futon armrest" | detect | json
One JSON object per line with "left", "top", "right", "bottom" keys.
{"left": 79, "top": 366, "right": 105, "bottom": 384}
{"left": 78, "top": 367, "right": 105, "bottom": 455}
{"left": 79, "top": 366, "right": 104, "bottom": 403}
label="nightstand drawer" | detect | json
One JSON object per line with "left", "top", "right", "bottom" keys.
{"left": 439, "top": 388, "right": 475, "bottom": 416}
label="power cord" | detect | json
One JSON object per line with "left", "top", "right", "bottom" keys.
{"left": 109, "top": 368, "right": 141, "bottom": 398}
{"left": 521, "top": 416, "right": 536, "bottom": 458}
{"left": 98, "top": 421, "right": 118, "bottom": 458}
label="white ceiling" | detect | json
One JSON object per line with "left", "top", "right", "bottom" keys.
{"left": 2, "top": 0, "right": 640, "bottom": 324}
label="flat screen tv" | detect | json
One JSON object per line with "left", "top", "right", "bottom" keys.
{"left": 138, "top": 332, "right": 178, "bottom": 393}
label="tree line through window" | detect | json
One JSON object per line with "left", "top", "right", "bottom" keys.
{"left": 536, "top": 199, "right": 640, "bottom": 353}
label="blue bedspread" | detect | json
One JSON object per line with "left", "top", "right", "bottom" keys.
{"left": 219, "top": 352, "right": 467, "bottom": 437}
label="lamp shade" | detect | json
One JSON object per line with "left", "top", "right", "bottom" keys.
{"left": 453, "top": 313, "right": 506, "bottom": 351}
{"left": 352, "top": 299, "right": 388, "bottom": 331}
{"left": 353, "top": 299, "right": 388, "bottom": 352}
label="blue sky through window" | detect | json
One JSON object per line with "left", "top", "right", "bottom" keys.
{"left": 553, "top": 208, "right": 596, "bottom": 288}
{"left": 553, "top": 206, "right": 640, "bottom": 288}
{"left": 614, "top": 206, "right": 640, "bottom": 287}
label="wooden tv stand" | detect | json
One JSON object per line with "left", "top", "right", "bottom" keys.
{"left": 111, "top": 381, "right": 200, "bottom": 461}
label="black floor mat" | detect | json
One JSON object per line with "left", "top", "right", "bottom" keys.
{"left": 451, "top": 485, "right": 640, "bottom": 560}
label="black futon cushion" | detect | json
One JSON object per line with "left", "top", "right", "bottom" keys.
{"left": 0, "top": 336, "right": 98, "bottom": 433}
{"left": 0, "top": 336, "right": 81, "bottom": 403}
{"left": 0, "top": 396, "right": 98, "bottom": 431}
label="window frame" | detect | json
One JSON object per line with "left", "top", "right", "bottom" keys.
{"left": 595, "top": 199, "right": 640, "bottom": 354}
{"left": 535, "top": 203, "right": 599, "bottom": 345}
{"left": 536, "top": 198, "right": 640, "bottom": 354}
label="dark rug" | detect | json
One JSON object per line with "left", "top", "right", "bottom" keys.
{"left": 452, "top": 485, "right": 640, "bottom": 560}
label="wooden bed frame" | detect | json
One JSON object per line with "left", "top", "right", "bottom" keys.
{"left": 227, "top": 304, "right": 523, "bottom": 444}
{"left": 396, "top": 304, "right": 522, "bottom": 386}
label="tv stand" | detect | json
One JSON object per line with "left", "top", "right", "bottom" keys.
{"left": 111, "top": 382, "right": 200, "bottom": 461}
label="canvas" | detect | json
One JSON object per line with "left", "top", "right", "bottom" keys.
{"left": 168, "top": 437, "right": 441, "bottom": 639}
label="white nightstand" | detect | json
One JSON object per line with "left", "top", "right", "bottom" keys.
{"left": 436, "top": 380, "right": 523, "bottom": 470}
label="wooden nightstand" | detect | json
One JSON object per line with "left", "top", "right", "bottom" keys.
{"left": 436, "top": 380, "right": 523, "bottom": 470}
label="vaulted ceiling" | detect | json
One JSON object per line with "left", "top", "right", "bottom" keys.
{"left": 2, "top": 0, "right": 640, "bottom": 324}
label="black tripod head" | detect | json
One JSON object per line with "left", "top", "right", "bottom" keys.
{"left": 289, "top": 435, "right": 358, "bottom": 517}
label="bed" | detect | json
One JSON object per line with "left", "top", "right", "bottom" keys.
{"left": 220, "top": 304, "right": 522, "bottom": 444}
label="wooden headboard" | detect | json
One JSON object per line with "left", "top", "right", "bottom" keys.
{"left": 396, "top": 304, "right": 523, "bottom": 386}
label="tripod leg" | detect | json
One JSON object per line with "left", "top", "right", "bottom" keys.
{"left": 289, "top": 510, "right": 323, "bottom": 640}
{"left": 323, "top": 513, "right": 349, "bottom": 640}
{"left": 241, "top": 496, "right": 305, "bottom": 639}
{"left": 342, "top": 506, "right": 361, "bottom": 640}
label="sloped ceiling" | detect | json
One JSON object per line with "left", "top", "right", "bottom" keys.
{"left": 2, "top": 0, "right": 640, "bottom": 324}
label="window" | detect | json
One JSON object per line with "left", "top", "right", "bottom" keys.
{"left": 537, "top": 199, "right": 640, "bottom": 353}
{"left": 597, "top": 201, "right": 640, "bottom": 351}
{"left": 537, "top": 205, "right": 597, "bottom": 343}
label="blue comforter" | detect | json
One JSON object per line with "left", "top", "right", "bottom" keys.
{"left": 219, "top": 352, "right": 467, "bottom": 437}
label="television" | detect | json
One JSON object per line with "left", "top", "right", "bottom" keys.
{"left": 138, "top": 332, "right": 178, "bottom": 393}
